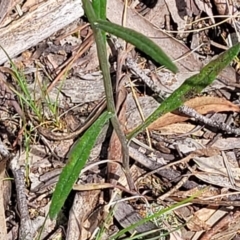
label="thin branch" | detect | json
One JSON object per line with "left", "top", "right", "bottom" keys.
{"left": 9, "top": 154, "right": 34, "bottom": 240}
{"left": 179, "top": 105, "right": 240, "bottom": 135}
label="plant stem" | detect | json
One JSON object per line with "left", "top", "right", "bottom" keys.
{"left": 82, "top": 0, "right": 135, "bottom": 190}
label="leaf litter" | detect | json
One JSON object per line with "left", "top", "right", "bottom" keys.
{"left": 1, "top": 0, "right": 240, "bottom": 239}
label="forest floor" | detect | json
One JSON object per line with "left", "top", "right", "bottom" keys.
{"left": 1, "top": 0, "right": 240, "bottom": 239}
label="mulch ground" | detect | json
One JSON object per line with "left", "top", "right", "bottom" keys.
{"left": 1, "top": 0, "right": 240, "bottom": 239}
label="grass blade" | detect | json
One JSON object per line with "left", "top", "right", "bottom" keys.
{"left": 49, "top": 111, "right": 113, "bottom": 219}
{"left": 127, "top": 43, "right": 240, "bottom": 140}
{"left": 94, "top": 19, "right": 178, "bottom": 73}
{"left": 0, "top": 45, "right": 42, "bottom": 120}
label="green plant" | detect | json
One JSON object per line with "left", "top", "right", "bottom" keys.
{"left": 4, "top": 59, "right": 42, "bottom": 121}
{"left": 49, "top": 0, "right": 240, "bottom": 224}
{"left": 49, "top": 111, "right": 113, "bottom": 218}
{"left": 0, "top": 47, "right": 66, "bottom": 128}
{"left": 126, "top": 43, "right": 240, "bottom": 139}
{"left": 37, "top": 76, "right": 66, "bottom": 128}
{"left": 49, "top": 0, "right": 178, "bottom": 219}
{"left": 0, "top": 46, "right": 69, "bottom": 189}
{"left": 109, "top": 195, "right": 194, "bottom": 240}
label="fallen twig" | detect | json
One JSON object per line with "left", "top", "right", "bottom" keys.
{"left": 179, "top": 105, "right": 240, "bottom": 135}
{"left": 9, "top": 154, "right": 33, "bottom": 240}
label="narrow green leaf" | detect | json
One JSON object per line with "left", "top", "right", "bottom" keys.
{"left": 92, "top": 0, "right": 107, "bottom": 44}
{"left": 94, "top": 19, "right": 178, "bottom": 74}
{"left": 92, "top": 0, "right": 106, "bottom": 20}
{"left": 127, "top": 43, "right": 240, "bottom": 140}
{"left": 83, "top": 0, "right": 133, "bottom": 188}
{"left": 83, "top": 0, "right": 115, "bottom": 113}
{"left": 49, "top": 111, "right": 113, "bottom": 219}
{"left": 82, "top": 0, "right": 98, "bottom": 23}
{"left": 92, "top": 0, "right": 100, "bottom": 18}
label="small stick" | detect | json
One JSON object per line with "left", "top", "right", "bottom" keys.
{"left": 179, "top": 105, "right": 240, "bottom": 135}
{"left": 9, "top": 154, "right": 34, "bottom": 240}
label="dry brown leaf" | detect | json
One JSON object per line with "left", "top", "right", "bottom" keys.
{"left": 194, "top": 155, "right": 240, "bottom": 180}
{"left": 66, "top": 190, "right": 100, "bottom": 240}
{"left": 165, "top": 0, "right": 186, "bottom": 31}
{"left": 169, "top": 232, "right": 185, "bottom": 240}
{"left": 144, "top": 0, "right": 169, "bottom": 29}
{"left": 81, "top": 206, "right": 103, "bottom": 240}
{"left": 212, "top": 0, "right": 236, "bottom": 19}
{"left": 186, "top": 0, "right": 200, "bottom": 16}
{"left": 156, "top": 122, "right": 203, "bottom": 136}
{"left": 149, "top": 96, "right": 240, "bottom": 130}
{"left": 73, "top": 183, "right": 114, "bottom": 191}
{"left": 187, "top": 208, "right": 214, "bottom": 231}
{"left": 203, "top": 211, "right": 240, "bottom": 240}
{"left": 187, "top": 215, "right": 211, "bottom": 232}
{"left": 193, "top": 0, "right": 215, "bottom": 23}
{"left": 174, "top": 185, "right": 220, "bottom": 199}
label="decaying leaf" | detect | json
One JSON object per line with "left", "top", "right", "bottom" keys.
{"left": 187, "top": 209, "right": 212, "bottom": 231}
{"left": 193, "top": 0, "right": 215, "bottom": 23}
{"left": 165, "top": 0, "right": 186, "bottom": 31}
{"left": 149, "top": 96, "right": 240, "bottom": 130}
{"left": 194, "top": 155, "right": 240, "bottom": 180}
{"left": 212, "top": 0, "right": 237, "bottom": 24}
{"left": 156, "top": 122, "right": 203, "bottom": 135}
{"left": 193, "top": 155, "right": 240, "bottom": 190}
